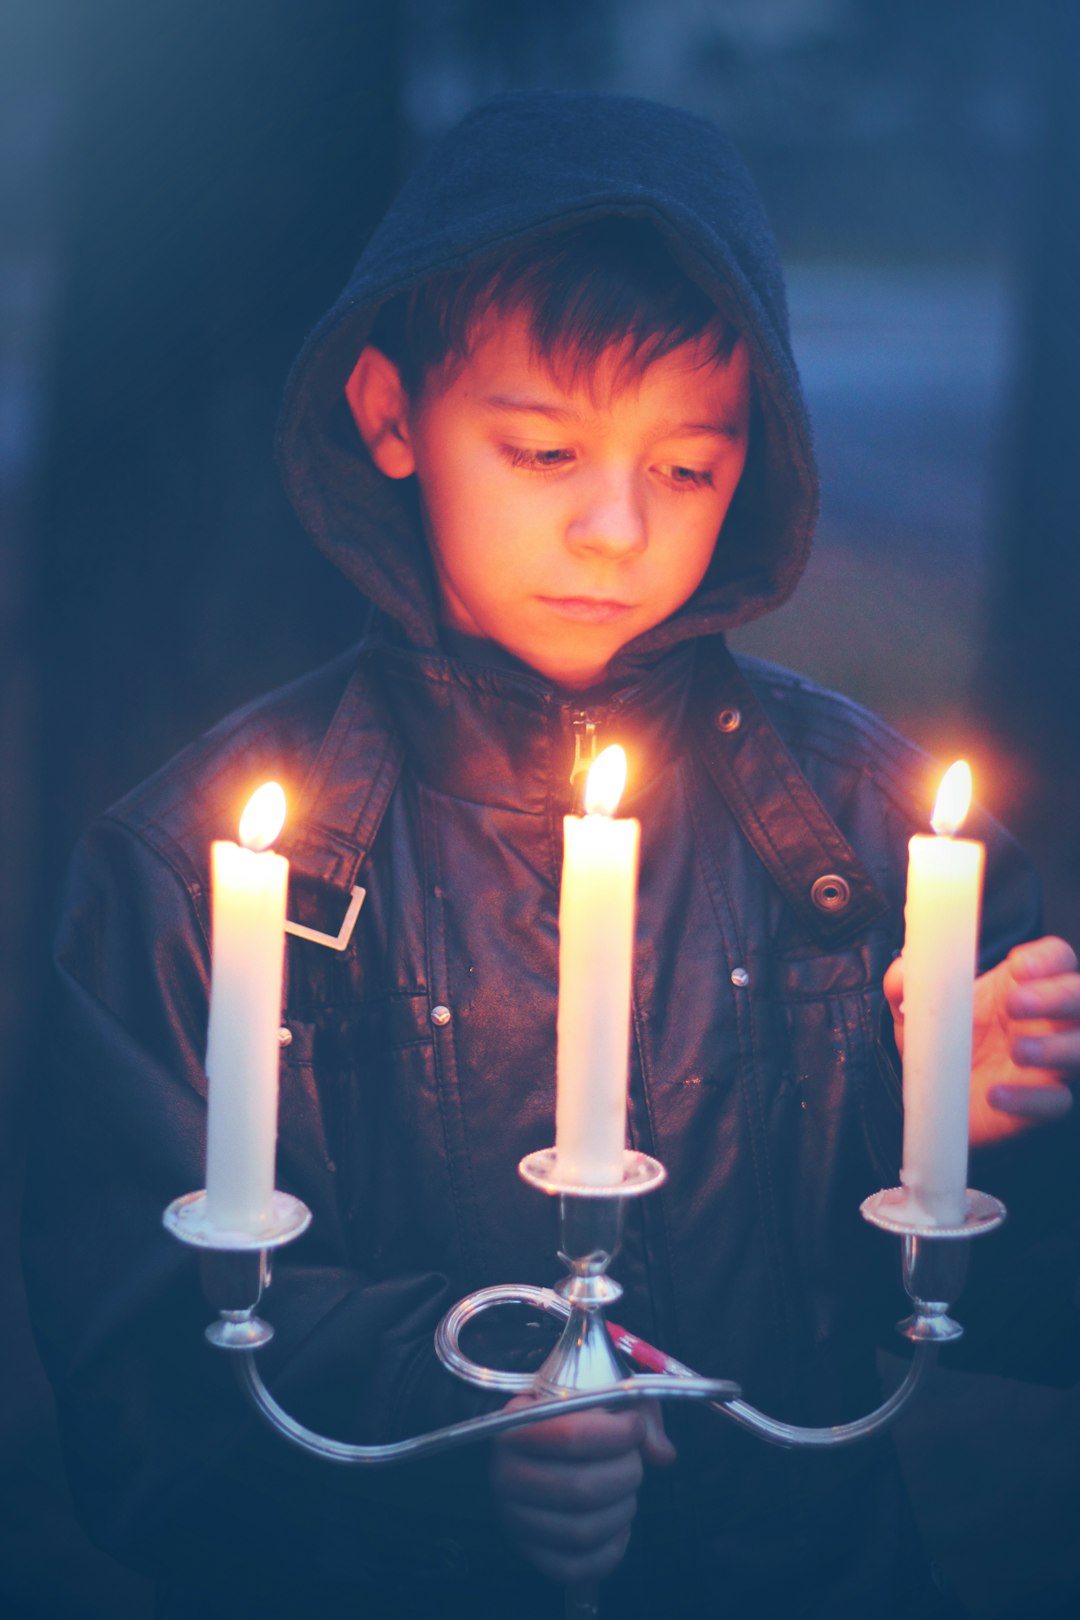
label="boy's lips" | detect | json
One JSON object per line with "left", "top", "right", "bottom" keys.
{"left": 538, "top": 596, "right": 636, "bottom": 624}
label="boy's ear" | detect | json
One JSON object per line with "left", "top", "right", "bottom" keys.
{"left": 344, "top": 347, "right": 416, "bottom": 478}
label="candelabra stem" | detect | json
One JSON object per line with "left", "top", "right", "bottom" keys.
{"left": 533, "top": 1190, "right": 629, "bottom": 1396}
{"left": 566, "top": 1583, "right": 600, "bottom": 1619}
{"left": 523, "top": 1175, "right": 654, "bottom": 1620}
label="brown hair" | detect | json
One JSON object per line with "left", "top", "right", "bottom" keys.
{"left": 368, "top": 217, "right": 738, "bottom": 397}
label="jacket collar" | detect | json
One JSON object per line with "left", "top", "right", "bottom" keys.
{"left": 281, "top": 629, "right": 886, "bottom": 951}
{"left": 370, "top": 637, "right": 698, "bottom": 815}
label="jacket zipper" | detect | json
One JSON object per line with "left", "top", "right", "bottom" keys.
{"left": 569, "top": 709, "right": 601, "bottom": 812}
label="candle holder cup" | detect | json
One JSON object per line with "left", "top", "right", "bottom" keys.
{"left": 163, "top": 1189, "right": 312, "bottom": 1349}
{"left": 861, "top": 1187, "right": 1006, "bottom": 1343}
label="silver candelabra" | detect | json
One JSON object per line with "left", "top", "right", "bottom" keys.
{"left": 165, "top": 1144, "right": 1004, "bottom": 1450}
{"left": 165, "top": 1147, "right": 1005, "bottom": 1614}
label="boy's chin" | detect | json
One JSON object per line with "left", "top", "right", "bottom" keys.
{"left": 438, "top": 616, "right": 628, "bottom": 689}
{"left": 522, "top": 650, "right": 613, "bottom": 690}
{"left": 513, "top": 631, "right": 632, "bottom": 689}
{"left": 450, "top": 628, "right": 614, "bottom": 689}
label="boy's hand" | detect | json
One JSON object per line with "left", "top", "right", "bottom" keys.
{"left": 490, "top": 1396, "right": 675, "bottom": 1587}
{"left": 883, "top": 936, "right": 1080, "bottom": 1147}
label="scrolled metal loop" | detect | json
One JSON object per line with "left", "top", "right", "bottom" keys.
{"left": 434, "top": 1283, "right": 570, "bottom": 1391}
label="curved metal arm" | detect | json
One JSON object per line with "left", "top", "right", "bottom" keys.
{"left": 629, "top": 1332, "right": 938, "bottom": 1448}
{"left": 712, "top": 1343, "right": 938, "bottom": 1449}
{"left": 434, "top": 1281, "right": 938, "bottom": 1449}
{"left": 233, "top": 1353, "right": 740, "bottom": 1467}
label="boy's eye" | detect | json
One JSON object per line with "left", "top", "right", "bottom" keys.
{"left": 661, "top": 464, "right": 715, "bottom": 489}
{"left": 502, "top": 446, "right": 574, "bottom": 471}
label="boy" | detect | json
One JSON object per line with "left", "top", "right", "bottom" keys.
{"left": 24, "top": 91, "right": 1080, "bottom": 1618}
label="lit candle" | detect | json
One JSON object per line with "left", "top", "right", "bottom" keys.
{"left": 205, "top": 782, "right": 289, "bottom": 1235}
{"left": 899, "top": 761, "right": 985, "bottom": 1227}
{"left": 555, "top": 746, "right": 640, "bottom": 1187}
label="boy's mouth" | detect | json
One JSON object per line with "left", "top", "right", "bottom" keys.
{"left": 538, "top": 596, "right": 635, "bottom": 624}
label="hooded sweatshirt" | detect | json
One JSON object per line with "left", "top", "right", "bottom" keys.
{"left": 275, "top": 88, "right": 817, "bottom": 662}
{"left": 25, "top": 91, "right": 1051, "bottom": 1620}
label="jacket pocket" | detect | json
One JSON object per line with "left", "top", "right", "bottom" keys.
{"left": 284, "top": 993, "right": 462, "bottom": 1277}
{"left": 768, "top": 949, "right": 890, "bottom": 1343}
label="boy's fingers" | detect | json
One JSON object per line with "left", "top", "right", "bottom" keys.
{"left": 1005, "top": 972, "right": 1080, "bottom": 1021}
{"left": 496, "top": 1492, "right": 638, "bottom": 1553}
{"left": 639, "top": 1400, "right": 677, "bottom": 1467}
{"left": 491, "top": 1398, "right": 646, "bottom": 1589}
{"left": 496, "top": 1400, "right": 645, "bottom": 1460}
{"left": 988, "top": 1081, "right": 1073, "bottom": 1120}
{"left": 520, "top": 1525, "right": 633, "bottom": 1589}
{"left": 1007, "top": 936, "right": 1078, "bottom": 982}
{"left": 1011, "top": 1030, "right": 1080, "bottom": 1073}
{"left": 490, "top": 1448, "right": 644, "bottom": 1512}
{"left": 883, "top": 956, "right": 904, "bottom": 1019}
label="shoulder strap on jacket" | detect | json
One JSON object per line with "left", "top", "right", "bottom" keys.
{"left": 278, "top": 650, "right": 405, "bottom": 894}
{"left": 692, "top": 644, "right": 888, "bottom": 944}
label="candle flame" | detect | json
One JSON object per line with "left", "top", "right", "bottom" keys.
{"left": 584, "top": 745, "right": 627, "bottom": 816}
{"left": 931, "top": 760, "right": 972, "bottom": 836}
{"left": 238, "top": 782, "right": 286, "bottom": 851}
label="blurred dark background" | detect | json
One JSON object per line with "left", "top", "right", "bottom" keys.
{"left": 2, "top": 1, "right": 1077, "bottom": 1614}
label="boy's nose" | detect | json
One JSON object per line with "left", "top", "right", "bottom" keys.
{"left": 566, "top": 473, "right": 647, "bottom": 560}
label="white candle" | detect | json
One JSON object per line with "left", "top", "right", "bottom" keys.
{"left": 205, "top": 782, "right": 289, "bottom": 1235}
{"left": 555, "top": 746, "right": 640, "bottom": 1187}
{"left": 899, "top": 761, "right": 985, "bottom": 1227}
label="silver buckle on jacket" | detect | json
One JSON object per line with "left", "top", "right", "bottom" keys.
{"left": 284, "top": 885, "right": 365, "bottom": 952}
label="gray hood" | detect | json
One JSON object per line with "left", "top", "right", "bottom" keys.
{"left": 275, "top": 90, "right": 817, "bottom": 668}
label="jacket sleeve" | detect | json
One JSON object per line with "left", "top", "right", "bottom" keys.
{"left": 22, "top": 814, "right": 502, "bottom": 1583}
{"left": 961, "top": 801, "right": 1080, "bottom": 1387}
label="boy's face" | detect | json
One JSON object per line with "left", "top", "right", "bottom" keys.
{"left": 352, "top": 309, "right": 751, "bottom": 688}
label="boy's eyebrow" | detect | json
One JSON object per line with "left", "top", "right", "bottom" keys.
{"left": 482, "top": 395, "right": 743, "bottom": 438}
{"left": 668, "top": 419, "right": 744, "bottom": 441}
{"left": 483, "top": 394, "right": 577, "bottom": 421}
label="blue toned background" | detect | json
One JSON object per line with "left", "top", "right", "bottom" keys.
{"left": 2, "top": 3, "right": 1077, "bottom": 1614}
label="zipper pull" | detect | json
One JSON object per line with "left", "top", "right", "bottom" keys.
{"left": 569, "top": 711, "right": 599, "bottom": 812}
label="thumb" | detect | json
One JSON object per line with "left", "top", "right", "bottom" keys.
{"left": 639, "top": 1401, "right": 677, "bottom": 1467}
{"left": 883, "top": 955, "right": 905, "bottom": 1044}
